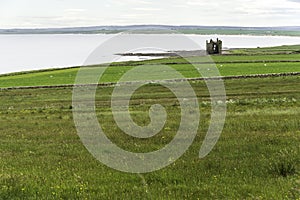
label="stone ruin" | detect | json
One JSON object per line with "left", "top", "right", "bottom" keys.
{"left": 206, "top": 38, "right": 222, "bottom": 55}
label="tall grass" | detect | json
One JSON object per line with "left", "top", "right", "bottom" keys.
{"left": 0, "top": 76, "right": 299, "bottom": 199}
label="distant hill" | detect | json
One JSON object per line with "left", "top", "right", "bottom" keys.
{"left": 1, "top": 25, "right": 300, "bottom": 36}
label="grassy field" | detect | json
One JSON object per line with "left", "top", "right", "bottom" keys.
{"left": 0, "top": 45, "right": 300, "bottom": 199}
{"left": 228, "top": 45, "right": 300, "bottom": 55}
{"left": 0, "top": 76, "right": 299, "bottom": 199}
{"left": 0, "top": 49, "right": 300, "bottom": 88}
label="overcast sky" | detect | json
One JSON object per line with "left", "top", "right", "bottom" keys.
{"left": 0, "top": 0, "right": 300, "bottom": 28}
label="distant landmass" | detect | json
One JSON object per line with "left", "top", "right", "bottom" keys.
{"left": 1, "top": 25, "right": 300, "bottom": 36}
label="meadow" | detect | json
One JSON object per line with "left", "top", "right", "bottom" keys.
{"left": 0, "top": 46, "right": 300, "bottom": 88}
{"left": 0, "top": 45, "right": 299, "bottom": 199}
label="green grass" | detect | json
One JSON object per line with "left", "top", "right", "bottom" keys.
{"left": 144, "top": 53, "right": 300, "bottom": 63}
{"left": 0, "top": 45, "right": 300, "bottom": 199}
{"left": 0, "top": 76, "right": 299, "bottom": 199}
{"left": 0, "top": 53, "right": 299, "bottom": 88}
{"left": 229, "top": 45, "right": 300, "bottom": 55}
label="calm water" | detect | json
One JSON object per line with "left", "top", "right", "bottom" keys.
{"left": 0, "top": 34, "right": 299, "bottom": 74}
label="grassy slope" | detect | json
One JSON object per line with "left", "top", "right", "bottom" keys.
{"left": 0, "top": 76, "right": 299, "bottom": 199}
{"left": 229, "top": 45, "right": 300, "bottom": 55}
{"left": 0, "top": 52, "right": 300, "bottom": 88}
{"left": 0, "top": 45, "right": 299, "bottom": 199}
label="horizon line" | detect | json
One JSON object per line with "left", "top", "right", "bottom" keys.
{"left": 1, "top": 24, "right": 300, "bottom": 30}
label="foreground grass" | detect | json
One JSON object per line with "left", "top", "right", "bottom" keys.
{"left": 0, "top": 76, "right": 299, "bottom": 199}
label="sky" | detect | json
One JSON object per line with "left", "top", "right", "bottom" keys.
{"left": 0, "top": 0, "right": 300, "bottom": 28}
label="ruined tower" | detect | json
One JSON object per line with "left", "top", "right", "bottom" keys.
{"left": 206, "top": 38, "right": 222, "bottom": 55}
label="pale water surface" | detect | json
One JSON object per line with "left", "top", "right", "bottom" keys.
{"left": 0, "top": 34, "right": 299, "bottom": 75}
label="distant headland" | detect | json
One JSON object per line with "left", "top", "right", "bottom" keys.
{"left": 0, "top": 25, "right": 300, "bottom": 36}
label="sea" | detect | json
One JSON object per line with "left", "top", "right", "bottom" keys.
{"left": 0, "top": 34, "right": 299, "bottom": 74}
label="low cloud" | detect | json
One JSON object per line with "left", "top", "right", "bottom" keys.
{"left": 133, "top": 8, "right": 161, "bottom": 11}
{"left": 64, "top": 9, "right": 86, "bottom": 13}
{"left": 1, "top": 0, "right": 300, "bottom": 28}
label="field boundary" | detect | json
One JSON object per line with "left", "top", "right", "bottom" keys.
{"left": 1, "top": 72, "right": 299, "bottom": 91}
{"left": 1, "top": 59, "right": 300, "bottom": 78}
{"left": 107, "top": 60, "right": 300, "bottom": 67}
